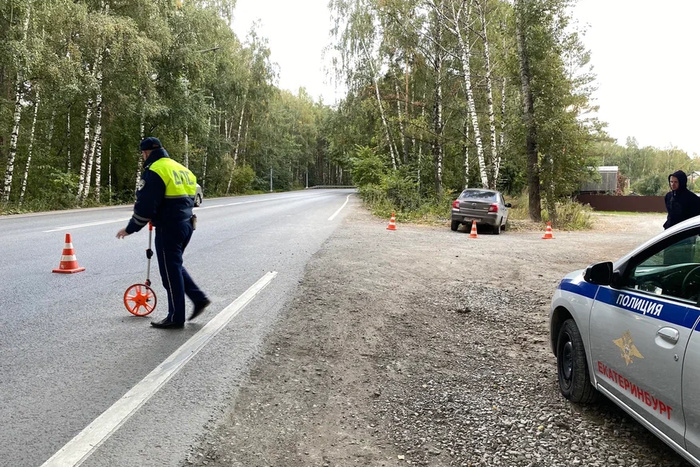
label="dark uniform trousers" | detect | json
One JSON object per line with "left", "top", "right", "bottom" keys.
{"left": 154, "top": 220, "right": 207, "bottom": 324}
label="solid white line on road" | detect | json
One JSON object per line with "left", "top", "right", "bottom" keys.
{"left": 43, "top": 218, "right": 132, "bottom": 233}
{"left": 197, "top": 193, "right": 322, "bottom": 210}
{"left": 328, "top": 194, "right": 351, "bottom": 221}
{"left": 43, "top": 191, "right": 347, "bottom": 231}
{"left": 40, "top": 271, "right": 278, "bottom": 467}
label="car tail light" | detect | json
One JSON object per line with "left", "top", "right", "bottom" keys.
{"left": 452, "top": 200, "right": 460, "bottom": 209}
{"left": 488, "top": 203, "right": 499, "bottom": 213}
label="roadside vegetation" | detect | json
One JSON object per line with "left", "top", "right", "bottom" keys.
{"left": 1, "top": 1, "right": 697, "bottom": 224}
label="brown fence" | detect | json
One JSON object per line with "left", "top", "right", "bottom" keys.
{"left": 575, "top": 194, "right": 665, "bottom": 213}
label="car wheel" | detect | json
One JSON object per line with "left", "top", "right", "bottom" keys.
{"left": 451, "top": 220, "right": 460, "bottom": 231}
{"left": 556, "top": 319, "right": 598, "bottom": 403}
{"left": 493, "top": 223, "right": 501, "bottom": 235}
{"left": 194, "top": 194, "right": 202, "bottom": 207}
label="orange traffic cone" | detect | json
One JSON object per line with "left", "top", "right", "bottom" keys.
{"left": 386, "top": 212, "right": 397, "bottom": 231}
{"left": 52, "top": 233, "right": 86, "bottom": 273}
{"left": 469, "top": 220, "right": 478, "bottom": 238}
{"left": 542, "top": 222, "right": 554, "bottom": 240}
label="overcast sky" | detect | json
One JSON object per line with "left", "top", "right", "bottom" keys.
{"left": 230, "top": 0, "right": 340, "bottom": 104}
{"left": 231, "top": 0, "right": 700, "bottom": 156}
{"left": 574, "top": 0, "right": 700, "bottom": 156}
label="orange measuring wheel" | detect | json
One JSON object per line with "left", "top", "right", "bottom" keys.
{"left": 124, "top": 283, "right": 157, "bottom": 316}
{"left": 123, "top": 222, "right": 157, "bottom": 316}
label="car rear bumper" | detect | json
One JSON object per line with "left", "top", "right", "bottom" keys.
{"left": 452, "top": 210, "right": 498, "bottom": 227}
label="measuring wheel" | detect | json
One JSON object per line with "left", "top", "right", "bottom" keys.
{"left": 124, "top": 282, "right": 157, "bottom": 316}
{"left": 123, "top": 222, "right": 157, "bottom": 316}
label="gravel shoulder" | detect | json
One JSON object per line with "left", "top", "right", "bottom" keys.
{"left": 186, "top": 205, "right": 689, "bottom": 466}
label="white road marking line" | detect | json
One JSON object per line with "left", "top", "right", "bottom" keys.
{"left": 43, "top": 191, "right": 348, "bottom": 231}
{"left": 328, "top": 194, "right": 351, "bottom": 221}
{"left": 197, "top": 193, "right": 319, "bottom": 210}
{"left": 43, "top": 194, "right": 317, "bottom": 230}
{"left": 41, "top": 271, "right": 278, "bottom": 467}
{"left": 43, "top": 218, "right": 132, "bottom": 233}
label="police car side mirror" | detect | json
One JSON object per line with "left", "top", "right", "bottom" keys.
{"left": 584, "top": 261, "right": 613, "bottom": 285}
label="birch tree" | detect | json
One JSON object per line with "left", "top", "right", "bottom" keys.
{"left": 19, "top": 86, "right": 40, "bottom": 207}
{"left": 2, "top": 0, "right": 32, "bottom": 204}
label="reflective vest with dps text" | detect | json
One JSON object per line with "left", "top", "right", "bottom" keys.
{"left": 148, "top": 157, "right": 197, "bottom": 199}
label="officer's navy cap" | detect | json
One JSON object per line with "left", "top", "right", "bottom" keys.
{"left": 140, "top": 137, "right": 162, "bottom": 151}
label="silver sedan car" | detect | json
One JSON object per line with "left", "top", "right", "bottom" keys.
{"left": 550, "top": 216, "right": 700, "bottom": 466}
{"left": 450, "top": 188, "right": 511, "bottom": 234}
{"left": 194, "top": 183, "right": 203, "bottom": 207}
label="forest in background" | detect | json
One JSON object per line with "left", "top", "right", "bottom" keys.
{"left": 1, "top": 0, "right": 696, "bottom": 219}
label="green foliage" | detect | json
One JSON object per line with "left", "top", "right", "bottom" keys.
{"left": 542, "top": 198, "right": 593, "bottom": 230}
{"left": 358, "top": 181, "right": 450, "bottom": 223}
{"left": 632, "top": 174, "right": 665, "bottom": 196}
{"left": 385, "top": 171, "right": 421, "bottom": 211}
{"left": 0, "top": 0, "right": 342, "bottom": 213}
{"left": 351, "top": 146, "right": 386, "bottom": 186}
{"left": 504, "top": 191, "right": 592, "bottom": 230}
{"left": 229, "top": 164, "right": 255, "bottom": 194}
{"left": 0, "top": 0, "right": 687, "bottom": 224}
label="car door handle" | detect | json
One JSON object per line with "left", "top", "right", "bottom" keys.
{"left": 657, "top": 327, "right": 680, "bottom": 344}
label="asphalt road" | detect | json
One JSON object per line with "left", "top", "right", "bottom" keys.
{"left": 0, "top": 188, "right": 356, "bottom": 467}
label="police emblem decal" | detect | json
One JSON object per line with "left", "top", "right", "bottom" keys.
{"left": 613, "top": 330, "right": 644, "bottom": 365}
{"left": 137, "top": 179, "right": 145, "bottom": 191}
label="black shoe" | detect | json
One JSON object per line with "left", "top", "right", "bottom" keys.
{"left": 151, "top": 318, "right": 185, "bottom": 329}
{"left": 189, "top": 299, "right": 211, "bottom": 321}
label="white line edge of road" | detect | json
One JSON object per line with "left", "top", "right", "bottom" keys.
{"left": 42, "top": 193, "right": 323, "bottom": 232}
{"left": 40, "top": 271, "right": 278, "bottom": 467}
{"left": 43, "top": 217, "right": 132, "bottom": 233}
{"left": 328, "top": 194, "right": 351, "bottom": 221}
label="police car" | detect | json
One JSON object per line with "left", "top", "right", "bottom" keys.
{"left": 550, "top": 215, "right": 700, "bottom": 466}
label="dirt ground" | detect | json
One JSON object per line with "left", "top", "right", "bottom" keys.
{"left": 186, "top": 207, "right": 688, "bottom": 467}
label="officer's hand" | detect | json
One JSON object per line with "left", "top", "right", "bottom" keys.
{"left": 116, "top": 228, "right": 130, "bottom": 239}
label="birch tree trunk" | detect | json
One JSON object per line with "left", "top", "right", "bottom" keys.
{"left": 19, "top": 85, "right": 40, "bottom": 207}
{"left": 499, "top": 76, "right": 506, "bottom": 154}
{"left": 92, "top": 97, "right": 103, "bottom": 201}
{"left": 361, "top": 39, "right": 397, "bottom": 170}
{"left": 3, "top": 73, "right": 25, "bottom": 204}
{"left": 431, "top": 1, "right": 444, "bottom": 196}
{"left": 48, "top": 109, "right": 56, "bottom": 145}
{"left": 463, "top": 117, "right": 470, "bottom": 189}
{"left": 135, "top": 98, "right": 145, "bottom": 195}
{"left": 2, "top": 4, "right": 31, "bottom": 204}
{"left": 108, "top": 145, "right": 112, "bottom": 202}
{"left": 184, "top": 128, "right": 189, "bottom": 168}
{"left": 242, "top": 121, "right": 249, "bottom": 165}
{"left": 449, "top": 0, "right": 489, "bottom": 189}
{"left": 393, "top": 71, "right": 406, "bottom": 164}
{"left": 76, "top": 95, "right": 94, "bottom": 200}
{"left": 403, "top": 57, "right": 410, "bottom": 165}
{"left": 66, "top": 111, "right": 72, "bottom": 172}
{"left": 515, "top": 0, "right": 542, "bottom": 221}
{"left": 418, "top": 90, "right": 426, "bottom": 192}
{"left": 477, "top": 0, "right": 499, "bottom": 189}
{"left": 233, "top": 92, "right": 247, "bottom": 167}
{"left": 82, "top": 68, "right": 103, "bottom": 203}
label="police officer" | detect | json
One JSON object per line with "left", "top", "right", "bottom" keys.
{"left": 117, "top": 137, "right": 210, "bottom": 329}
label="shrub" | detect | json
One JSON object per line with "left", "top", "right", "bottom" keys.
{"left": 543, "top": 198, "right": 593, "bottom": 230}
{"left": 351, "top": 146, "right": 386, "bottom": 187}
{"left": 229, "top": 164, "right": 256, "bottom": 194}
